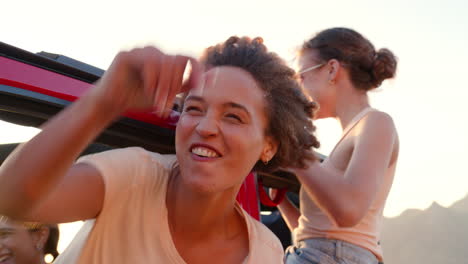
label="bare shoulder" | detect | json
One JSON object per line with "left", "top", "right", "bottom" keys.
{"left": 356, "top": 111, "right": 399, "bottom": 161}
{"left": 366, "top": 110, "right": 395, "bottom": 126}
{"left": 360, "top": 110, "right": 398, "bottom": 137}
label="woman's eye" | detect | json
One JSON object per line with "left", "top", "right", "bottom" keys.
{"left": 226, "top": 113, "right": 243, "bottom": 123}
{"left": 184, "top": 106, "right": 202, "bottom": 113}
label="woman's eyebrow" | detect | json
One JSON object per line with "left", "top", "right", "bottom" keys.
{"left": 185, "top": 96, "right": 251, "bottom": 117}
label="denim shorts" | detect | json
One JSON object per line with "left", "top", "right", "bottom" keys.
{"left": 284, "top": 238, "right": 382, "bottom": 264}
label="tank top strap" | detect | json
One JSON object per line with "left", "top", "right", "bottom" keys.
{"left": 328, "top": 107, "right": 375, "bottom": 157}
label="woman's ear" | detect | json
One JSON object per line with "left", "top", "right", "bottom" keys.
{"left": 327, "top": 59, "right": 341, "bottom": 84}
{"left": 261, "top": 136, "right": 278, "bottom": 164}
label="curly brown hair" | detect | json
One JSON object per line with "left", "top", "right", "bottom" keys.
{"left": 200, "top": 36, "right": 320, "bottom": 172}
{"left": 302, "top": 27, "right": 398, "bottom": 91}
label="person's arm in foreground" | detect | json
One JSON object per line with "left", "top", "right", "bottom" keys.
{"left": 0, "top": 47, "right": 199, "bottom": 223}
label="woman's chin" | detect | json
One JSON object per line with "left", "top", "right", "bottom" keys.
{"left": 181, "top": 175, "right": 221, "bottom": 193}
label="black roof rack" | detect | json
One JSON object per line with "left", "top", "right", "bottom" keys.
{"left": 37, "top": 51, "right": 105, "bottom": 77}
{"left": 0, "top": 42, "right": 101, "bottom": 84}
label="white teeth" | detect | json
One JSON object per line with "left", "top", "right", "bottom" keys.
{"left": 0, "top": 255, "right": 10, "bottom": 262}
{"left": 191, "top": 147, "right": 219, "bottom": 158}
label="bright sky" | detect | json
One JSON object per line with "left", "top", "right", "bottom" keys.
{"left": 2, "top": 0, "right": 468, "bottom": 253}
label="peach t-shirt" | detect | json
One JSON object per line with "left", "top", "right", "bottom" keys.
{"left": 54, "top": 147, "right": 283, "bottom": 264}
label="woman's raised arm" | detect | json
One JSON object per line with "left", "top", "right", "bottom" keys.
{"left": 0, "top": 47, "right": 199, "bottom": 222}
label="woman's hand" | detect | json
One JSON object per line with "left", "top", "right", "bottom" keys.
{"left": 269, "top": 188, "right": 278, "bottom": 200}
{"left": 90, "top": 46, "right": 202, "bottom": 119}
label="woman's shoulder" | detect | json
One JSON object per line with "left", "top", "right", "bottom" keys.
{"left": 146, "top": 151, "right": 177, "bottom": 170}
{"left": 80, "top": 146, "right": 150, "bottom": 161}
{"left": 97, "top": 147, "right": 177, "bottom": 167}
{"left": 356, "top": 110, "right": 399, "bottom": 152}
{"left": 78, "top": 147, "right": 177, "bottom": 183}
{"left": 361, "top": 109, "right": 398, "bottom": 135}
{"left": 118, "top": 148, "right": 178, "bottom": 180}
{"left": 367, "top": 109, "right": 395, "bottom": 125}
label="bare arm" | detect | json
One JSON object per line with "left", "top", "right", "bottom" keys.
{"left": 0, "top": 93, "right": 112, "bottom": 221}
{"left": 293, "top": 112, "right": 398, "bottom": 227}
{"left": 268, "top": 188, "right": 300, "bottom": 231}
{"left": 276, "top": 197, "right": 301, "bottom": 232}
{"left": 0, "top": 48, "right": 199, "bottom": 222}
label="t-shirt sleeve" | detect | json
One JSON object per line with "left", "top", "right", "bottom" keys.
{"left": 76, "top": 147, "right": 168, "bottom": 212}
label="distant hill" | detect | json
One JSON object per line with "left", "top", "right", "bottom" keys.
{"left": 381, "top": 194, "right": 468, "bottom": 264}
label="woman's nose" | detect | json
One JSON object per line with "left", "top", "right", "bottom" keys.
{"left": 195, "top": 115, "right": 219, "bottom": 138}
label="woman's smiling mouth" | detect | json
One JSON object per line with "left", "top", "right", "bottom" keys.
{"left": 189, "top": 144, "right": 222, "bottom": 159}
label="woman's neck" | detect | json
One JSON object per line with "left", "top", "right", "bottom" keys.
{"left": 335, "top": 92, "right": 371, "bottom": 131}
{"left": 166, "top": 174, "right": 244, "bottom": 242}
